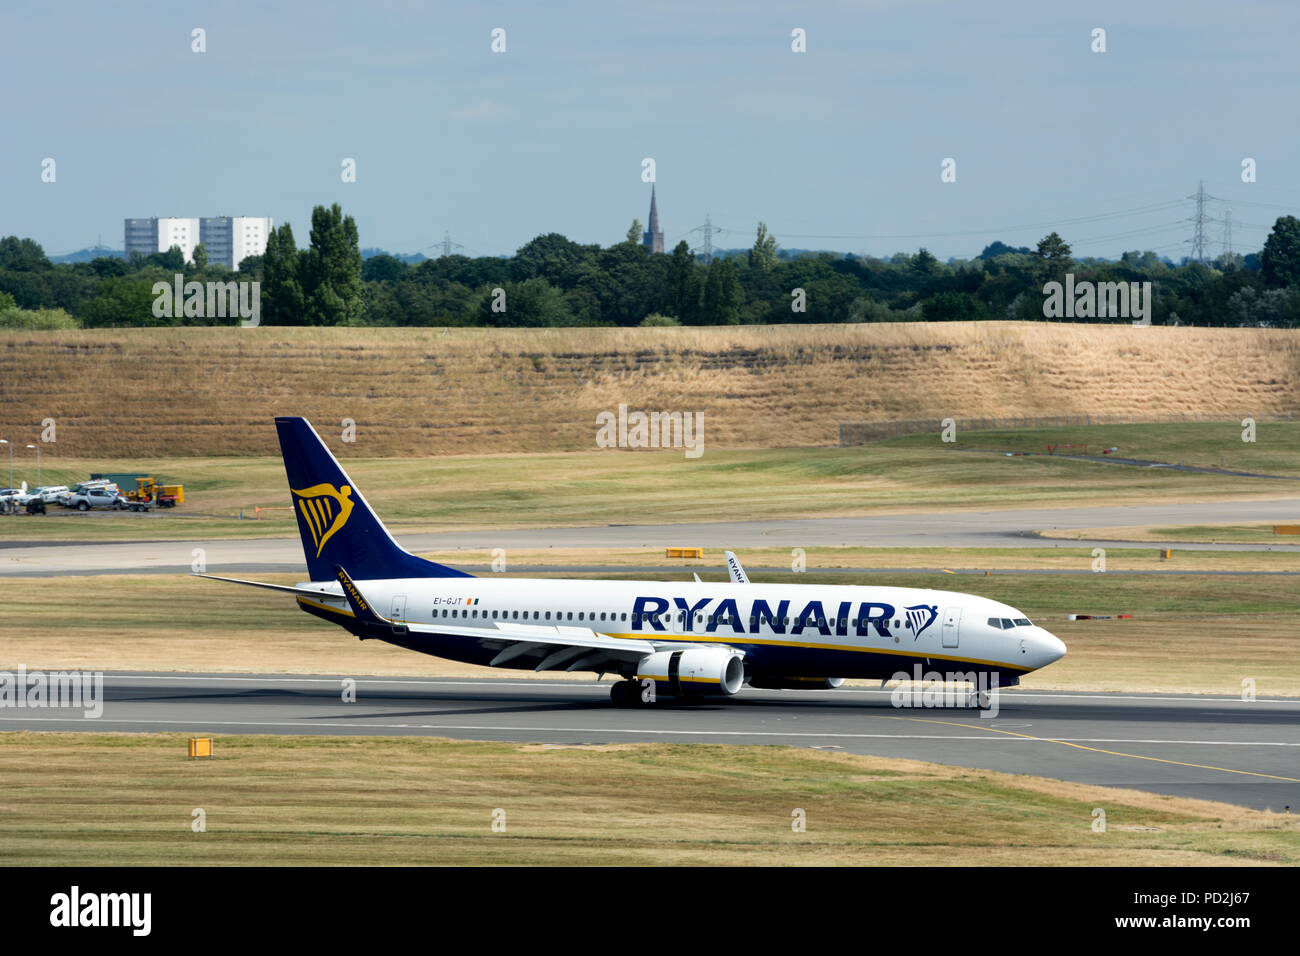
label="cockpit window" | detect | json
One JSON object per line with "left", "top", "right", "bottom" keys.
{"left": 990, "top": 617, "right": 1033, "bottom": 628}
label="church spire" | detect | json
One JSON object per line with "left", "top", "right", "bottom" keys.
{"left": 642, "top": 185, "right": 663, "bottom": 253}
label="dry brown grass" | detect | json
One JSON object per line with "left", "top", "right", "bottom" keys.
{"left": 2, "top": 733, "right": 1295, "bottom": 865}
{"left": 4, "top": 322, "right": 1300, "bottom": 457}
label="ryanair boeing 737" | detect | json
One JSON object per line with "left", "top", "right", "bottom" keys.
{"left": 199, "top": 417, "right": 1066, "bottom": 707}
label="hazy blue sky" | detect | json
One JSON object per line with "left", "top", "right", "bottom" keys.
{"left": 3, "top": 0, "right": 1299, "bottom": 260}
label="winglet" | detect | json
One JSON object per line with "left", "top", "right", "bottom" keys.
{"left": 724, "top": 550, "right": 749, "bottom": 584}
{"left": 334, "top": 565, "right": 386, "bottom": 624}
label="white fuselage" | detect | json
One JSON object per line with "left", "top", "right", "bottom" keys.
{"left": 296, "top": 576, "right": 1067, "bottom": 681}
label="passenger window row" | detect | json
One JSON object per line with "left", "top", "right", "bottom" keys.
{"left": 432, "top": 607, "right": 916, "bottom": 631}
{"left": 438, "top": 608, "right": 629, "bottom": 622}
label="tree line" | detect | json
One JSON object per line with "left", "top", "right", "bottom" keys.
{"left": 5, "top": 206, "right": 1300, "bottom": 329}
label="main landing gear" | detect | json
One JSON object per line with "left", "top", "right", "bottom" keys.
{"left": 609, "top": 679, "right": 708, "bottom": 706}
{"left": 609, "top": 680, "right": 645, "bottom": 706}
{"left": 605, "top": 686, "right": 650, "bottom": 707}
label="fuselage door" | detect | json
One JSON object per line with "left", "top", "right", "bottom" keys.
{"left": 941, "top": 606, "right": 961, "bottom": 648}
{"left": 391, "top": 594, "right": 407, "bottom": 623}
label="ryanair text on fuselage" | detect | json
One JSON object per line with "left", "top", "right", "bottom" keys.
{"left": 630, "top": 595, "right": 937, "bottom": 639}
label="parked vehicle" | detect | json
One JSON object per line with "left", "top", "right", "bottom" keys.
{"left": 126, "top": 477, "right": 183, "bottom": 508}
{"left": 32, "top": 485, "right": 69, "bottom": 504}
{"left": 66, "top": 487, "right": 130, "bottom": 511}
{"left": 14, "top": 485, "right": 67, "bottom": 506}
{"left": 92, "top": 474, "right": 183, "bottom": 508}
{"left": 60, "top": 481, "right": 118, "bottom": 507}
{"left": 24, "top": 497, "right": 46, "bottom": 515}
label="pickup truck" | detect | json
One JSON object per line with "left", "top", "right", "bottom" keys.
{"left": 66, "top": 487, "right": 131, "bottom": 511}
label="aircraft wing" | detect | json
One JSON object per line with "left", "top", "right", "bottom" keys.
{"left": 412, "top": 620, "right": 659, "bottom": 669}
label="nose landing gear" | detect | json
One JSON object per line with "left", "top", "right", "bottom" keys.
{"left": 966, "top": 690, "right": 993, "bottom": 710}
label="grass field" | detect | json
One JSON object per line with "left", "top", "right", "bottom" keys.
{"left": 3, "top": 322, "right": 1300, "bottom": 458}
{"left": 930, "top": 421, "right": 1300, "bottom": 476}
{"left": 1, "top": 733, "right": 1294, "bottom": 865}
{"left": 1, "top": 569, "right": 1295, "bottom": 695}
{"left": 4, "top": 422, "right": 1300, "bottom": 542}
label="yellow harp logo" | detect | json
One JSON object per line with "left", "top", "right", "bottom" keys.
{"left": 291, "top": 483, "right": 355, "bottom": 558}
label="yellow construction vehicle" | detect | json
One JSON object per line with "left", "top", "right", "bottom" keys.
{"left": 127, "top": 477, "right": 184, "bottom": 508}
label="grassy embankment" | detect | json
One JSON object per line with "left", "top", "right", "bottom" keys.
{"left": 2, "top": 322, "right": 1299, "bottom": 458}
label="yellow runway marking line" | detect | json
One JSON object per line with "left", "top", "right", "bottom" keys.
{"left": 873, "top": 714, "right": 1300, "bottom": 783}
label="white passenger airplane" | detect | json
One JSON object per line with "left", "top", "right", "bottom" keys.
{"left": 199, "top": 417, "right": 1066, "bottom": 707}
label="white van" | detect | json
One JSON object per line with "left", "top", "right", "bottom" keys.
{"left": 20, "top": 485, "right": 70, "bottom": 504}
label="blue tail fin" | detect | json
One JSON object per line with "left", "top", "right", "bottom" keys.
{"left": 275, "top": 416, "right": 472, "bottom": 582}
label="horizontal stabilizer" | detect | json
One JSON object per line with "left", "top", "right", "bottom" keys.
{"left": 192, "top": 573, "right": 340, "bottom": 599}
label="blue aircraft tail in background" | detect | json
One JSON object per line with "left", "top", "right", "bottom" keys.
{"left": 275, "top": 416, "right": 472, "bottom": 582}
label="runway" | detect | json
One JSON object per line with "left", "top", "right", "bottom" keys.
{"left": 4, "top": 672, "right": 1297, "bottom": 811}
{"left": 3, "top": 497, "right": 1300, "bottom": 576}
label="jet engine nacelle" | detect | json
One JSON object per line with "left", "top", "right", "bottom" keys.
{"left": 748, "top": 676, "right": 846, "bottom": 690}
{"left": 636, "top": 647, "right": 745, "bottom": 697}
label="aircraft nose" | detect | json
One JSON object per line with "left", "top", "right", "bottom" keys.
{"left": 1035, "top": 628, "right": 1067, "bottom": 666}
